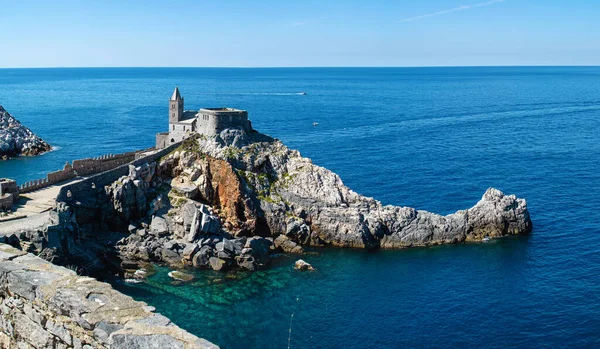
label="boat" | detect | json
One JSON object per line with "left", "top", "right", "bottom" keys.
{"left": 482, "top": 237, "right": 491, "bottom": 242}
{"left": 299, "top": 92, "right": 307, "bottom": 95}
{"left": 312, "top": 122, "right": 319, "bottom": 126}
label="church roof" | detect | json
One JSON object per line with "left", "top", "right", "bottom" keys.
{"left": 171, "top": 87, "right": 182, "bottom": 101}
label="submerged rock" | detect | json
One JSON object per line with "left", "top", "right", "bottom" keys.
{"left": 168, "top": 270, "right": 194, "bottom": 282}
{"left": 0, "top": 105, "right": 51, "bottom": 159}
{"left": 294, "top": 259, "right": 315, "bottom": 271}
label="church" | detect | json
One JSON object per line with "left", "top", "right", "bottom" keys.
{"left": 156, "top": 87, "right": 252, "bottom": 149}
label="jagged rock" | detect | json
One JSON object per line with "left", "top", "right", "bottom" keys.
{"left": 192, "top": 245, "right": 214, "bottom": 268}
{"left": 285, "top": 219, "right": 311, "bottom": 245}
{"left": 235, "top": 255, "right": 256, "bottom": 271}
{"left": 104, "top": 174, "right": 149, "bottom": 227}
{"left": 172, "top": 129, "right": 532, "bottom": 248}
{"left": 209, "top": 257, "right": 228, "bottom": 271}
{"left": 159, "top": 248, "right": 180, "bottom": 265}
{"left": 120, "top": 260, "right": 139, "bottom": 270}
{"left": 294, "top": 259, "right": 315, "bottom": 271}
{"left": 182, "top": 243, "right": 199, "bottom": 261}
{"left": 244, "top": 237, "right": 272, "bottom": 265}
{"left": 274, "top": 235, "right": 304, "bottom": 254}
{"left": 173, "top": 184, "right": 199, "bottom": 199}
{"left": 216, "top": 238, "right": 235, "bottom": 255}
{"left": 150, "top": 216, "right": 168, "bottom": 236}
{"left": 185, "top": 204, "right": 221, "bottom": 242}
{"left": 128, "top": 162, "right": 156, "bottom": 183}
{"left": 0, "top": 105, "right": 52, "bottom": 158}
{"left": 98, "top": 127, "right": 531, "bottom": 277}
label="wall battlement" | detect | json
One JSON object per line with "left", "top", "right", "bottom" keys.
{"left": 18, "top": 150, "right": 139, "bottom": 194}
{"left": 72, "top": 151, "right": 136, "bottom": 176}
{"left": 56, "top": 139, "right": 186, "bottom": 204}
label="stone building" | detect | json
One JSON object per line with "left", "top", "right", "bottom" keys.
{"left": 156, "top": 87, "right": 252, "bottom": 149}
{"left": 0, "top": 178, "right": 19, "bottom": 211}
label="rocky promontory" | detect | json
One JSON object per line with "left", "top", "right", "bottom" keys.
{"left": 0, "top": 105, "right": 52, "bottom": 159}
{"left": 52, "top": 128, "right": 532, "bottom": 276}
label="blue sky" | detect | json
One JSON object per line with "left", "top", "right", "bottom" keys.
{"left": 1, "top": 0, "right": 599, "bottom": 67}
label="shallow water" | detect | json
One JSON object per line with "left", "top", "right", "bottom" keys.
{"left": 1, "top": 67, "right": 600, "bottom": 348}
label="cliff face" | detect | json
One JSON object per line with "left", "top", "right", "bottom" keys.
{"left": 0, "top": 105, "right": 52, "bottom": 159}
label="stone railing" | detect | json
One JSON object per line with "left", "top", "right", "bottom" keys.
{"left": 0, "top": 243, "right": 218, "bottom": 349}
{"left": 19, "top": 162, "right": 76, "bottom": 194}
{"left": 19, "top": 150, "right": 143, "bottom": 194}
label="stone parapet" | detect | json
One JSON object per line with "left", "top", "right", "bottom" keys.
{"left": 0, "top": 244, "right": 218, "bottom": 349}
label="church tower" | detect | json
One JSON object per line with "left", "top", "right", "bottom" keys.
{"left": 169, "top": 87, "right": 184, "bottom": 123}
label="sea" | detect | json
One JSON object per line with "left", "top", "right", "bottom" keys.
{"left": 0, "top": 67, "right": 599, "bottom": 348}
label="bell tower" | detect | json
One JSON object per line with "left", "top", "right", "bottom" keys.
{"left": 169, "top": 87, "right": 184, "bottom": 123}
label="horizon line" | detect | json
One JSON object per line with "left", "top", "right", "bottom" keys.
{"left": 1, "top": 64, "right": 600, "bottom": 70}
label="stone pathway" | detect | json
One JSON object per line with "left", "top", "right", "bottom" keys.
{"left": 0, "top": 177, "right": 84, "bottom": 234}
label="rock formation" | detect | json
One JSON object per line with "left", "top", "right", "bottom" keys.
{"left": 294, "top": 259, "right": 315, "bottom": 271}
{"left": 0, "top": 105, "right": 52, "bottom": 159}
{"left": 161, "top": 130, "right": 532, "bottom": 249}
{"left": 54, "top": 128, "right": 531, "bottom": 276}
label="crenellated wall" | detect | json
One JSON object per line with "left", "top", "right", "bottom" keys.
{"left": 72, "top": 152, "right": 136, "bottom": 176}
{"left": 56, "top": 139, "right": 185, "bottom": 204}
{"left": 18, "top": 151, "right": 140, "bottom": 194}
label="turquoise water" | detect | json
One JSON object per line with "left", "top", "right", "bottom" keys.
{"left": 1, "top": 67, "right": 600, "bottom": 348}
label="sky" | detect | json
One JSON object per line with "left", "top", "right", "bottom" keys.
{"left": 1, "top": 0, "right": 599, "bottom": 67}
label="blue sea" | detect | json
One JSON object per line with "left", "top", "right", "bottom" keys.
{"left": 1, "top": 67, "right": 599, "bottom": 348}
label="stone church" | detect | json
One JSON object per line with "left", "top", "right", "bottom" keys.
{"left": 156, "top": 87, "right": 252, "bottom": 149}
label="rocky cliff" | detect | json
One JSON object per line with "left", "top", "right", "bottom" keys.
{"left": 0, "top": 105, "right": 52, "bottom": 159}
{"left": 0, "top": 243, "right": 218, "bottom": 349}
{"left": 54, "top": 128, "right": 531, "bottom": 275}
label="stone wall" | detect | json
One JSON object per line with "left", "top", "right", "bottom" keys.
{"left": 0, "top": 179, "right": 19, "bottom": 211}
{"left": 0, "top": 194, "right": 14, "bottom": 211}
{"left": 0, "top": 243, "right": 218, "bottom": 349}
{"left": 56, "top": 140, "right": 184, "bottom": 204}
{"left": 72, "top": 152, "right": 136, "bottom": 177}
{"left": 156, "top": 132, "right": 170, "bottom": 149}
{"left": 0, "top": 179, "right": 18, "bottom": 198}
{"left": 18, "top": 151, "right": 138, "bottom": 194}
{"left": 197, "top": 108, "right": 251, "bottom": 136}
{"left": 19, "top": 162, "right": 76, "bottom": 194}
